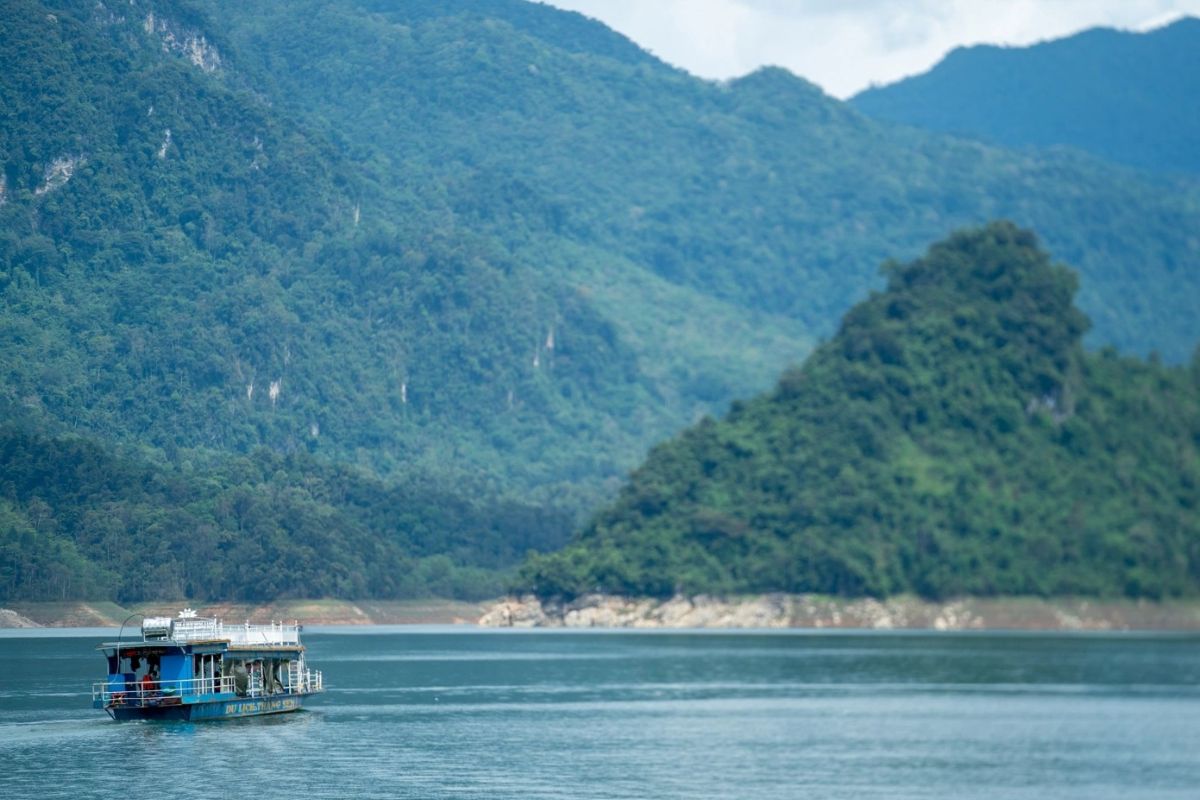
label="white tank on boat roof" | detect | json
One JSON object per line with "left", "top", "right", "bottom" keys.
{"left": 141, "top": 617, "right": 173, "bottom": 639}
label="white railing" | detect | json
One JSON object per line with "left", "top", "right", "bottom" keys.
{"left": 92, "top": 669, "right": 323, "bottom": 706}
{"left": 296, "top": 668, "right": 323, "bottom": 693}
{"left": 92, "top": 675, "right": 235, "bottom": 706}
{"left": 144, "top": 618, "right": 302, "bottom": 646}
{"left": 285, "top": 662, "right": 323, "bottom": 693}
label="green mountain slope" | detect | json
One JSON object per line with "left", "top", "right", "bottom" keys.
{"left": 3, "top": 0, "right": 1199, "bottom": 492}
{"left": 851, "top": 18, "right": 1200, "bottom": 175}
{"left": 0, "top": 416, "right": 572, "bottom": 603}
{"left": 191, "top": 0, "right": 1200, "bottom": 363}
{"left": 3, "top": 0, "right": 1200, "bottom": 602}
{"left": 0, "top": 0, "right": 697, "bottom": 499}
{"left": 519, "top": 223, "right": 1200, "bottom": 600}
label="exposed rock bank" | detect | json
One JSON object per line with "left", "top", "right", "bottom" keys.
{"left": 479, "top": 594, "right": 1200, "bottom": 630}
{"left": 0, "top": 608, "right": 38, "bottom": 628}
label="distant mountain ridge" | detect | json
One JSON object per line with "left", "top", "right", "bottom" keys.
{"left": 851, "top": 17, "right": 1200, "bottom": 174}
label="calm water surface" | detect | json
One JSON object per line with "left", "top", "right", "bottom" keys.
{"left": 1, "top": 627, "right": 1198, "bottom": 799}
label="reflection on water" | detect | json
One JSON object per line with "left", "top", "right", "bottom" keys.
{"left": 2, "top": 628, "right": 1199, "bottom": 799}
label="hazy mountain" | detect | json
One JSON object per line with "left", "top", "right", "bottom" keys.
{"left": 520, "top": 223, "right": 1200, "bottom": 601}
{"left": 852, "top": 18, "right": 1200, "bottom": 174}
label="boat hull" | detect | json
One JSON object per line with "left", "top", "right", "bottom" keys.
{"left": 106, "top": 692, "right": 315, "bottom": 721}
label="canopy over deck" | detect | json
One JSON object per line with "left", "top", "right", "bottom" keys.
{"left": 98, "top": 609, "right": 304, "bottom": 649}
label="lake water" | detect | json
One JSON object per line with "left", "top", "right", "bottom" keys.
{"left": 1, "top": 627, "right": 1198, "bottom": 799}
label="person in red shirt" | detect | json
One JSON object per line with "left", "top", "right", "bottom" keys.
{"left": 139, "top": 667, "right": 158, "bottom": 698}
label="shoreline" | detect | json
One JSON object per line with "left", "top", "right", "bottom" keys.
{"left": 6, "top": 594, "right": 1200, "bottom": 630}
{"left": 0, "top": 599, "right": 489, "bottom": 628}
{"left": 478, "top": 593, "right": 1200, "bottom": 631}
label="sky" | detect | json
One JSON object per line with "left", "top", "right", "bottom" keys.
{"left": 541, "top": 0, "right": 1200, "bottom": 98}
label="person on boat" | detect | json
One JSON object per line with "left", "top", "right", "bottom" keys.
{"left": 140, "top": 667, "right": 158, "bottom": 698}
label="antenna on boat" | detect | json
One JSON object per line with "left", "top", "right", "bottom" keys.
{"left": 114, "top": 611, "right": 143, "bottom": 674}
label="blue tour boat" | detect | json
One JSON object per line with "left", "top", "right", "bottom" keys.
{"left": 92, "top": 609, "right": 324, "bottom": 720}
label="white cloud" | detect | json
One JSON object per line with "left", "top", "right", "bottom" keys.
{"left": 541, "top": 0, "right": 1200, "bottom": 97}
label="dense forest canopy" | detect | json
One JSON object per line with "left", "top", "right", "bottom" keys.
{"left": 194, "top": 0, "right": 1200, "bottom": 361}
{"left": 1, "top": 0, "right": 1198, "bottom": 603}
{"left": 519, "top": 223, "right": 1200, "bottom": 601}
{"left": 0, "top": 417, "right": 573, "bottom": 602}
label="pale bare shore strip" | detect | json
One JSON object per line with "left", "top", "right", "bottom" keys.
{"left": 6, "top": 595, "right": 1200, "bottom": 630}
{"left": 479, "top": 593, "right": 1200, "bottom": 631}
{"left": 0, "top": 599, "right": 489, "bottom": 628}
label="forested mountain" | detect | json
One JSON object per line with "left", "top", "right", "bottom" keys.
{"left": 2, "top": 0, "right": 1199, "bottom": 602}
{"left": 852, "top": 18, "right": 1200, "bottom": 175}
{"left": 520, "top": 224, "right": 1200, "bottom": 601}
{"left": 194, "top": 0, "right": 1200, "bottom": 363}
{"left": 0, "top": 0, "right": 675, "bottom": 499}
{"left": 0, "top": 417, "right": 570, "bottom": 602}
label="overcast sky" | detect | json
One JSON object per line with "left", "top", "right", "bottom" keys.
{"left": 541, "top": 0, "right": 1200, "bottom": 98}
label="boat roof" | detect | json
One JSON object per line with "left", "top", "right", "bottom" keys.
{"left": 96, "top": 641, "right": 304, "bottom": 651}
{"left": 99, "top": 612, "right": 306, "bottom": 652}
